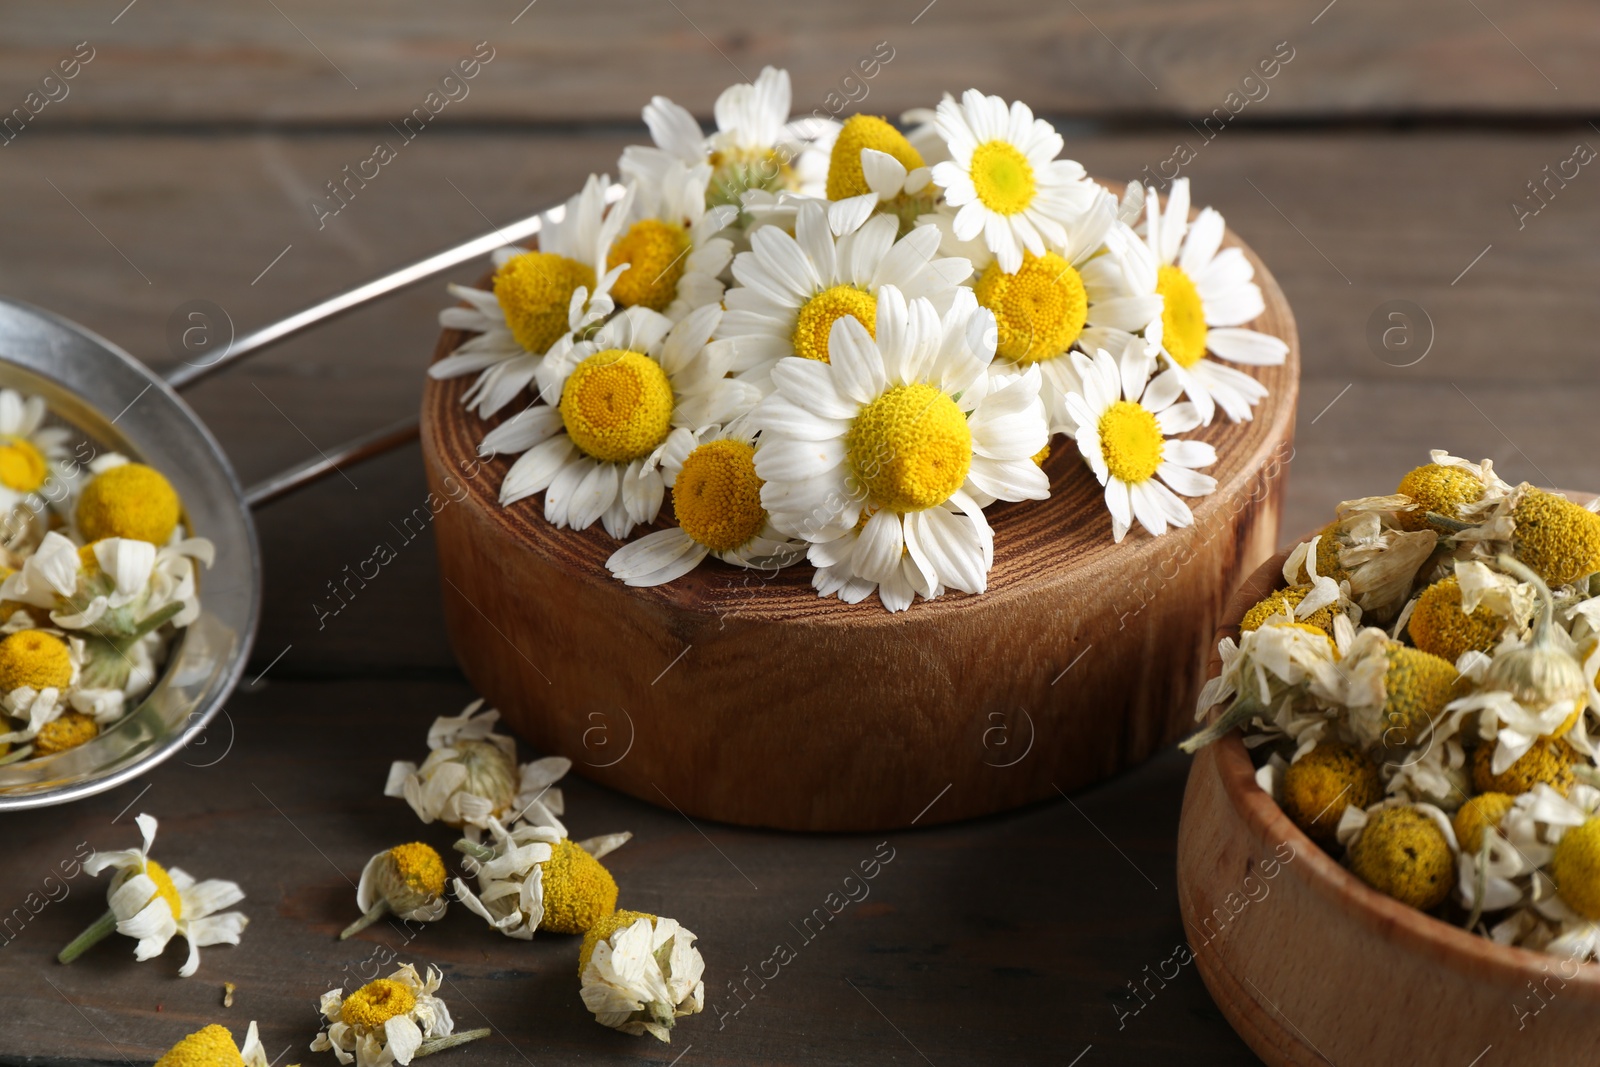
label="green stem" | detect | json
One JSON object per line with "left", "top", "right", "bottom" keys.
{"left": 1178, "top": 695, "right": 1266, "bottom": 754}
{"left": 416, "top": 1029, "right": 491, "bottom": 1058}
{"left": 124, "top": 601, "right": 185, "bottom": 643}
{"left": 58, "top": 909, "right": 117, "bottom": 964}
{"left": 339, "top": 900, "right": 390, "bottom": 940}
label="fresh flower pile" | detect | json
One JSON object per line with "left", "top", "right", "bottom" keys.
{"left": 1184, "top": 451, "right": 1600, "bottom": 959}
{"left": 0, "top": 389, "right": 212, "bottom": 765}
{"left": 432, "top": 69, "right": 1289, "bottom": 611}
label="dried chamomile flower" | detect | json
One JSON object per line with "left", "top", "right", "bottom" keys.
{"left": 311, "top": 963, "right": 488, "bottom": 1066}
{"left": 1339, "top": 801, "right": 1458, "bottom": 910}
{"left": 1394, "top": 462, "right": 1487, "bottom": 532}
{"left": 76, "top": 460, "right": 181, "bottom": 545}
{"left": 579, "top": 910, "right": 706, "bottom": 1042}
{"left": 60, "top": 813, "right": 248, "bottom": 977}
{"left": 1, "top": 531, "right": 212, "bottom": 642}
{"left": 385, "top": 700, "right": 571, "bottom": 835}
{"left": 1407, "top": 575, "right": 1509, "bottom": 665}
{"left": 1455, "top": 792, "right": 1518, "bottom": 855}
{"left": 1334, "top": 629, "right": 1457, "bottom": 751}
{"left": 1180, "top": 616, "right": 1347, "bottom": 753}
{"left": 452, "top": 816, "right": 630, "bottom": 938}
{"left": 1291, "top": 511, "right": 1436, "bottom": 623}
{"left": 1450, "top": 485, "right": 1600, "bottom": 589}
{"left": 1483, "top": 784, "right": 1600, "bottom": 957}
{"left": 31, "top": 709, "right": 99, "bottom": 756}
{"left": 154, "top": 1022, "right": 270, "bottom": 1067}
{"left": 1240, "top": 583, "right": 1353, "bottom": 636}
{"left": 0, "top": 627, "right": 77, "bottom": 739}
{"left": 1472, "top": 737, "right": 1578, "bottom": 796}
{"left": 341, "top": 843, "right": 450, "bottom": 940}
{"left": 1278, "top": 741, "right": 1382, "bottom": 845}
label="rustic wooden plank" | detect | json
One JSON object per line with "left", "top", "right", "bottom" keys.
{"left": 0, "top": 127, "right": 1595, "bottom": 676}
{"left": 0, "top": 678, "right": 1252, "bottom": 1066}
{"left": 0, "top": 0, "right": 1591, "bottom": 125}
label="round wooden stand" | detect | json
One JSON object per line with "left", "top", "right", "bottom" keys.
{"left": 421, "top": 209, "right": 1299, "bottom": 831}
{"left": 1178, "top": 546, "right": 1600, "bottom": 1065}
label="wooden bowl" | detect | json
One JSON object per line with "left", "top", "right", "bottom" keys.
{"left": 421, "top": 213, "right": 1299, "bottom": 831}
{"left": 1178, "top": 542, "right": 1600, "bottom": 1066}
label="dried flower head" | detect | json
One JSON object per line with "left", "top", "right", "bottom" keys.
{"left": 452, "top": 817, "right": 630, "bottom": 939}
{"left": 154, "top": 1022, "right": 270, "bottom": 1067}
{"left": 1345, "top": 803, "right": 1457, "bottom": 911}
{"left": 311, "top": 963, "right": 487, "bottom": 1066}
{"left": 1279, "top": 741, "right": 1382, "bottom": 845}
{"left": 342, "top": 843, "right": 450, "bottom": 940}
{"left": 579, "top": 910, "right": 706, "bottom": 1042}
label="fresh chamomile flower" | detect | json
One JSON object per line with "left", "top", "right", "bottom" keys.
{"left": 1140, "top": 178, "right": 1289, "bottom": 424}
{"left": 715, "top": 199, "right": 972, "bottom": 389}
{"left": 1278, "top": 740, "right": 1383, "bottom": 845}
{"left": 927, "top": 89, "right": 1101, "bottom": 273}
{"left": 479, "top": 304, "right": 759, "bottom": 539}
{"left": 312, "top": 963, "right": 488, "bottom": 1067}
{"left": 579, "top": 910, "right": 706, "bottom": 1042}
{"left": 1064, "top": 340, "right": 1217, "bottom": 544}
{"left": 1338, "top": 801, "right": 1459, "bottom": 910}
{"left": 341, "top": 843, "right": 450, "bottom": 940}
{"left": 824, "top": 114, "right": 935, "bottom": 236}
{"left": 605, "top": 425, "right": 805, "bottom": 587}
{"left": 153, "top": 1022, "right": 270, "bottom": 1067}
{"left": 451, "top": 816, "right": 629, "bottom": 938}
{"left": 607, "top": 161, "right": 738, "bottom": 321}
{"left": 0, "top": 389, "right": 71, "bottom": 550}
{"left": 429, "top": 175, "right": 632, "bottom": 419}
{"left": 953, "top": 190, "right": 1162, "bottom": 434}
{"left": 752, "top": 285, "right": 1049, "bottom": 612}
{"left": 60, "top": 813, "right": 247, "bottom": 977}
{"left": 623, "top": 66, "right": 834, "bottom": 209}
{"left": 385, "top": 700, "right": 571, "bottom": 835}
{"left": 75, "top": 461, "right": 180, "bottom": 545}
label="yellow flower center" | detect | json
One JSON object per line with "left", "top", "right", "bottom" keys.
{"left": 1394, "top": 463, "right": 1484, "bottom": 533}
{"left": 1348, "top": 806, "right": 1454, "bottom": 911}
{"left": 1551, "top": 817, "right": 1600, "bottom": 920}
{"left": 387, "top": 842, "right": 446, "bottom": 898}
{"left": 1279, "top": 742, "right": 1381, "bottom": 846}
{"left": 1453, "top": 792, "right": 1515, "bottom": 855}
{"left": 144, "top": 858, "right": 183, "bottom": 920}
{"left": 0, "top": 435, "right": 48, "bottom": 493}
{"left": 538, "top": 838, "right": 619, "bottom": 935}
{"left": 76, "top": 463, "right": 181, "bottom": 545}
{"left": 1156, "top": 265, "right": 1208, "bottom": 368}
{"left": 155, "top": 1024, "right": 244, "bottom": 1067}
{"left": 607, "top": 219, "right": 693, "bottom": 312}
{"left": 826, "top": 115, "right": 925, "bottom": 200}
{"left": 673, "top": 440, "right": 766, "bottom": 552}
{"left": 1381, "top": 644, "right": 1458, "bottom": 749}
{"left": 558, "top": 350, "right": 674, "bottom": 464}
{"left": 1513, "top": 487, "right": 1600, "bottom": 588}
{"left": 969, "top": 140, "right": 1036, "bottom": 216}
{"left": 33, "top": 711, "right": 99, "bottom": 756}
{"left": 792, "top": 285, "right": 877, "bottom": 364}
{"left": 1097, "top": 400, "right": 1164, "bottom": 484}
{"left": 341, "top": 978, "right": 418, "bottom": 1030}
{"left": 1406, "top": 576, "right": 1503, "bottom": 665}
{"left": 493, "top": 251, "right": 597, "bottom": 355}
{"left": 0, "top": 629, "right": 73, "bottom": 692}
{"left": 974, "top": 252, "right": 1087, "bottom": 364}
{"left": 846, "top": 383, "right": 972, "bottom": 513}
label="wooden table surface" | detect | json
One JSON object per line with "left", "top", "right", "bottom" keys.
{"left": 0, "top": 3, "right": 1592, "bottom": 1064}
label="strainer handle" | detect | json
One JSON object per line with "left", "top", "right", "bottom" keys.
{"left": 242, "top": 417, "right": 420, "bottom": 509}
{"left": 161, "top": 182, "right": 628, "bottom": 391}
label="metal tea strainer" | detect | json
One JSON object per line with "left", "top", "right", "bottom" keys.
{"left": 0, "top": 185, "right": 624, "bottom": 810}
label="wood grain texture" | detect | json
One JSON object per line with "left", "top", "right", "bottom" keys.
{"left": 0, "top": 0, "right": 1593, "bottom": 123}
{"left": 1177, "top": 547, "right": 1600, "bottom": 1067}
{"left": 420, "top": 213, "right": 1298, "bottom": 831}
{"left": 0, "top": 677, "right": 1253, "bottom": 1067}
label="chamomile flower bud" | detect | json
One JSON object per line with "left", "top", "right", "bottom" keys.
{"left": 76, "top": 462, "right": 181, "bottom": 545}
{"left": 452, "top": 817, "right": 628, "bottom": 938}
{"left": 341, "top": 843, "right": 450, "bottom": 940}
{"left": 1280, "top": 742, "right": 1382, "bottom": 845}
{"left": 1395, "top": 462, "right": 1485, "bottom": 532}
{"left": 1472, "top": 737, "right": 1578, "bottom": 797}
{"left": 61, "top": 813, "right": 248, "bottom": 977}
{"left": 1346, "top": 804, "right": 1458, "bottom": 910}
{"left": 579, "top": 910, "right": 706, "bottom": 1042}
{"left": 311, "top": 963, "right": 488, "bottom": 1066}
{"left": 154, "top": 1022, "right": 270, "bottom": 1067}
{"left": 385, "top": 700, "right": 571, "bottom": 834}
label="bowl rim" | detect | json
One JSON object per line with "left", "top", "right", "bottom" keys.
{"left": 1203, "top": 531, "right": 1600, "bottom": 987}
